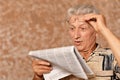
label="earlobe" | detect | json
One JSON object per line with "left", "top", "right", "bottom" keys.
{"left": 96, "top": 33, "right": 100, "bottom": 44}
{"left": 96, "top": 33, "right": 98, "bottom": 37}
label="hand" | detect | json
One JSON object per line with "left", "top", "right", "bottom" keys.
{"left": 84, "top": 14, "right": 107, "bottom": 33}
{"left": 32, "top": 59, "right": 52, "bottom": 78}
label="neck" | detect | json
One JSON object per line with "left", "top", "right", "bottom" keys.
{"left": 80, "top": 43, "right": 97, "bottom": 60}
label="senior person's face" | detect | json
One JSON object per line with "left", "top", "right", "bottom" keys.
{"left": 68, "top": 15, "right": 96, "bottom": 52}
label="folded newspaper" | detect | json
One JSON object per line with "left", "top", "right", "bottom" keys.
{"left": 29, "top": 46, "right": 94, "bottom": 80}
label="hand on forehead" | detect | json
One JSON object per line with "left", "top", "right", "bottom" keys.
{"left": 69, "top": 13, "right": 97, "bottom": 23}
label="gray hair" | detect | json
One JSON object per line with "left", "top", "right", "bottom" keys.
{"left": 66, "top": 4, "right": 100, "bottom": 22}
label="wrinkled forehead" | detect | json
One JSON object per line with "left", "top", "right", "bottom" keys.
{"left": 68, "top": 15, "right": 95, "bottom": 30}
{"left": 69, "top": 15, "right": 85, "bottom": 24}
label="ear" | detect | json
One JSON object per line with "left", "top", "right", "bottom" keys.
{"left": 96, "top": 33, "right": 98, "bottom": 37}
{"left": 96, "top": 33, "right": 100, "bottom": 44}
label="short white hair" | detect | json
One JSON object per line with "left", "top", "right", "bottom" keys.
{"left": 66, "top": 4, "right": 100, "bottom": 22}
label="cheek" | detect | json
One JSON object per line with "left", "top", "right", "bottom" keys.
{"left": 68, "top": 31, "right": 74, "bottom": 38}
{"left": 82, "top": 31, "right": 96, "bottom": 42}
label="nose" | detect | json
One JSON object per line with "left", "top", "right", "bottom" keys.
{"left": 74, "top": 29, "right": 81, "bottom": 39}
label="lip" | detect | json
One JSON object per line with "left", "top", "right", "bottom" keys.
{"left": 74, "top": 41, "right": 82, "bottom": 46}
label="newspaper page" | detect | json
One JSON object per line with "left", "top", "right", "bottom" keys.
{"left": 43, "top": 65, "right": 71, "bottom": 80}
{"left": 29, "top": 46, "right": 94, "bottom": 80}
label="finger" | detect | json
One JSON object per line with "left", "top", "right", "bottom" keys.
{"left": 33, "top": 65, "right": 53, "bottom": 71}
{"left": 35, "top": 69, "right": 52, "bottom": 76}
{"left": 83, "top": 14, "right": 98, "bottom": 26}
{"left": 87, "top": 18, "right": 97, "bottom": 22}
{"left": 32, "top": 59, "right": 51, "bottom": 66}
{"left": 34, "top": 66, "right": 52, "bottom": 76}
{"left": 83, "top": 13, "right": 98, "bottom": 21}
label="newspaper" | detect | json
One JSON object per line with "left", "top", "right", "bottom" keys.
{"left": 29, "top": 46, "right": 94, "bottom": 80}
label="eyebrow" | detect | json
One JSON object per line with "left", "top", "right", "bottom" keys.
{"left": 69, "top": 23, "right": 88, "bottom": 29}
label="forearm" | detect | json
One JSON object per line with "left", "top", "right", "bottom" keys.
{"left": 100, "top": 27, "right": 120, "bottom": 66}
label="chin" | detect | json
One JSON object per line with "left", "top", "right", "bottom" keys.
{"left": 74, "top": 45, "right": 84, "bottom": 51}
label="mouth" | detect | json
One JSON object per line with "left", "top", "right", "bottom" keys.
{"left": 74, "top": 41, "right": 82, "bottom": 46}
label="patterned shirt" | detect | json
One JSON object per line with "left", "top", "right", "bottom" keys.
{"left": 60, "top": 45, "right": 120, "bottom": 80}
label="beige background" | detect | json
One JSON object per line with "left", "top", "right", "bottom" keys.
{"left": 0, "top": 0, "right": 119, "bottom": 80}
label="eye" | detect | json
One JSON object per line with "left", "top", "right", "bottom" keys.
{"left": 70, "top": 27, "right": 74, "bottom": 30}
{"left": 79, "top": 24, "right": 88, "bottom": 31}
{"left": 81, "top": 27, "right": 85, "bottom": 29}
{"left": 69, "top": 25, "right": 75, "bottom": 31}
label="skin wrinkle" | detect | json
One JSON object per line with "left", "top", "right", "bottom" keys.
{"left": 68, "top": 15, "right": 97, "bottom": 60}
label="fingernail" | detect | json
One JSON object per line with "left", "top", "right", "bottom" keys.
{"left": 46, "top": 62, "right": 50, "bottom": 65}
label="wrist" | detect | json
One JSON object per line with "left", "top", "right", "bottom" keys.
{"left": 33, "top": 74, "right": 43, "bottom": 80}
{"left": 98, "top": 25, "right": 108, "bottom": 34}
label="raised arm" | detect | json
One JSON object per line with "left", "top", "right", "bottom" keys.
{"left": 84, "top": 14, "right": 120, "bottom": 66}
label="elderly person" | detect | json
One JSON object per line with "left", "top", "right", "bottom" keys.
{"left": 32, "top": 4, "right": 120, "bottom": 80}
